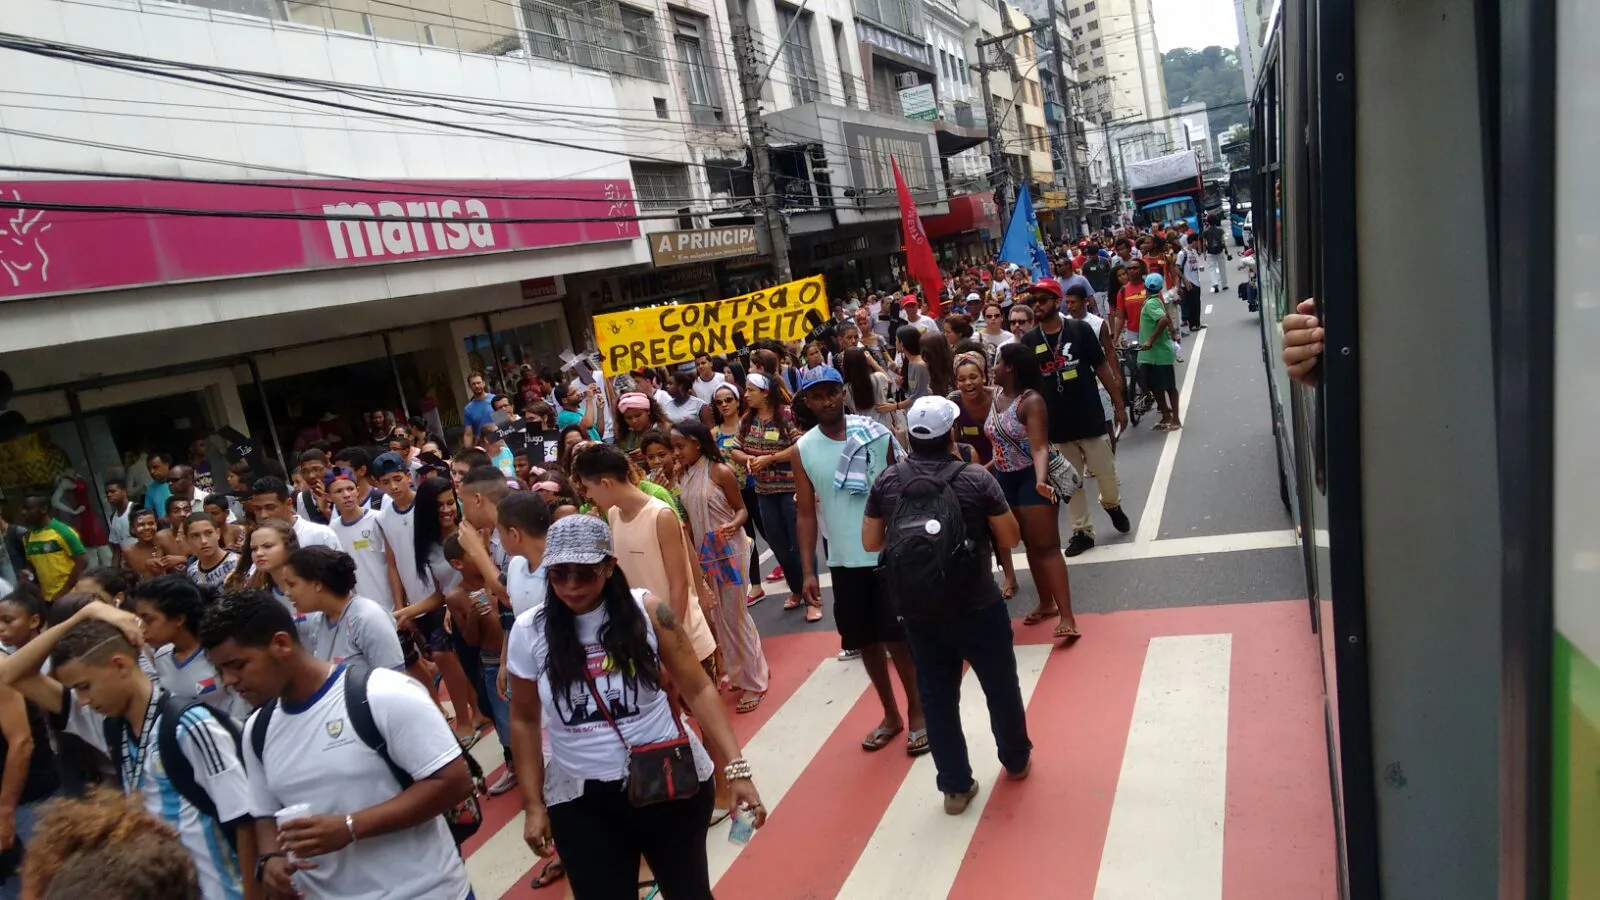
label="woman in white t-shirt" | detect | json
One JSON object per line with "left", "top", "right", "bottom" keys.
{"left": 505, "top": 514, "right": 768, "bottom": 898}
{"left": 978, "top": 301, "right": 1015, "bottom": 352}
{"left": 281, "top": 546, "right": 406, "bottom": 672}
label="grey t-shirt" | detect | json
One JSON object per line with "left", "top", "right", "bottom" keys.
{"left": 303, "top": 595, "right": 406, "bottom": 670}
{"left": 865, "top": 453, "right": 1011, "bottom": 613}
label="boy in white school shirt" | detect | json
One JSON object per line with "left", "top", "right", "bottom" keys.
{"left": 202, "top": 589, "right": 476, "bottom": 900}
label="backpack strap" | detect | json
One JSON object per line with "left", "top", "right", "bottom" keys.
{"left": 101, "top": 716, "right": 123, "bottom": 786}
{"left": 158, "top": 694, "right": 222, "bottom": 823}
{"left": 344, "top": 663, "right": 414, "bottom": 790}
{"left": 249, "top": 698, "right": 276, "bottom": 766}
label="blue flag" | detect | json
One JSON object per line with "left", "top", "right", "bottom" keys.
{"left": 997, "top": 186, "right": 1053, "bottom": 278}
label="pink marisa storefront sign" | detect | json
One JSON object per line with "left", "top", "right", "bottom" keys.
{"left": 0, "top": 177, "right": 641, "bottom": 300}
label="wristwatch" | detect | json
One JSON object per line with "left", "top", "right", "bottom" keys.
{"left": 254, "top": 852, "right": 286, "bottom": 882}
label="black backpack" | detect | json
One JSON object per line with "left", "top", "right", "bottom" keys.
{"left": 248, "top": 664, "right": 486, "bottom": 846}
{"left": 105, "top": 694, "right": 243, "bottom": 841}
{"left": 878, "top": 460, "right": 976, "bottom": 620}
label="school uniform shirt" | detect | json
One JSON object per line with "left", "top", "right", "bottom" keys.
{"left": 291, "top": 517, "right": 343, "bottom": 552}
{"left": 506, "top": 555, "right": 547, "bottom": 618}
{"left": 57, "top": 689, "right": 251, "bottom": 900}
{"left": 300, "top": 596, "right": 406, "bottom": 671}
{"left": 187, "top": 553, "right": 241, "bottom": 590}
{"left": 152, "top": 644, "right": 254, "bottom": 723}
{"left": 330, "top": 510, "right": 396, "bottom": 608}
{"left": 242, "top": 666, "right": 473, "bottom": 900}
{"left": 375, "top": 502, "right": 459, "bottom": 607}
{"left": 295, "top": 491, "right": 331, "bottom": 526}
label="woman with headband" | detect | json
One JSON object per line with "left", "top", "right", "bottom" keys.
{"left": 739, "top": 372, "right": 810, "bottom": 613}
{"left": 613, "top": 391, "right": 671, "bottom": 467}
{"left": 952, "top": 349, "right": 1021, "bottom": 599}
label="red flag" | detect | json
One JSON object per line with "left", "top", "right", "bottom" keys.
{"left": 891, "top": 156, "right": 944, "bottom": 317}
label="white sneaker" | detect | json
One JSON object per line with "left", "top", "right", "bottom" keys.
{"left": 488, "top": 769, "right": 518, "bottom": 796}
{"left": 837, "top": 649, "right": 862, "bottom": 661}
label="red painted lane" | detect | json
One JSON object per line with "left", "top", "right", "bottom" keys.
{"left": 493, "top": 627, "right": 848, "bottom": 900}
{"left": 711, "top": 666, "right": 911, "bottom": 899}
{"left": 1221, "top": 603, "right": 1339, "bottom": 899}
{"left": 948, "top": 612, "right": 1149, "bottom": 900}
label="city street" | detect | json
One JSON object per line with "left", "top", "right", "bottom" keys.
{"left": 462, "top": 273, "right": 1340, "bottom": 899}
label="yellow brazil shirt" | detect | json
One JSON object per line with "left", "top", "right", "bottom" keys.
{"left": 24, "top": 519, "right": 86, "bottom": 599}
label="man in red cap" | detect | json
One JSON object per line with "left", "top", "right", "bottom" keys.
{"left": 1018, "top": 279, "right": 1129, "bottom": 559}
{"left": 900, "top": 293, "right": 939, "bottom": 337}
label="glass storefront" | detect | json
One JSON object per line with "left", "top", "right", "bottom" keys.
{"left": 465, "top": 318, "right": 571, "bottom": 396}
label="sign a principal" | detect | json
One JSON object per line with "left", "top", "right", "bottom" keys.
{"left": 649, "top": 225, "right": 760, "bottom": 266}
{"left": 593, "top": 275, "right": 827, "bottom": 377}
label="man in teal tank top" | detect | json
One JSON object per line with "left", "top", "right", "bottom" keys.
{"left": 791, "top": 367, "right": 929, "bottom": 757}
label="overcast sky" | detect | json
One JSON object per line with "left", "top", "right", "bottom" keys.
{"left": 1151, "top": 0, "right": 1243, "bottom": 52}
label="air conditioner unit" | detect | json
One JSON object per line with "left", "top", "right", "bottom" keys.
{"left": 894, "top": 72, "right": 919, "bottom": 89}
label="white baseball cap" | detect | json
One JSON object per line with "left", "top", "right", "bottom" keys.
{"left": 965, "top": 292, "right": 981, "bottom": 302}
{"left": 906, "top": 396, "right": 959, "bottom": 440}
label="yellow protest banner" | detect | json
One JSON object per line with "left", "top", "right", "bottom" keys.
{"left": 593, "top": 275, "right": 828, "bottom": 377}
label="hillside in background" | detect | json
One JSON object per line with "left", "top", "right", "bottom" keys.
{"left": 1161, "top": 46, "right": 1249, "bottom": 146}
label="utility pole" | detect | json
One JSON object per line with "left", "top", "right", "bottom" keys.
{"left": 979, "top": 49, "right": 1004, "bottom": 227}
{"left": 977, "top": 22, "right": 1047, "bottom": 230}
{"left": 1044, "top": 0, "right": 1080, "bottom": 234}
{"left": 725, "top": 0, "right": 793, "bottom": 282}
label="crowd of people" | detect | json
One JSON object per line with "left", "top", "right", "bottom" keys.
{"left": 0, "top": 218, "right": 1238, "bottom": 900}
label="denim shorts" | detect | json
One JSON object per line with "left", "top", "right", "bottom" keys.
{"left": 993, "top": 466, "right": 1054, "bottom": 508}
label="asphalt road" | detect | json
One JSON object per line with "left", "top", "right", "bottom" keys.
{"left": 748, "top": 260, "right": 1304, "bottom": 640}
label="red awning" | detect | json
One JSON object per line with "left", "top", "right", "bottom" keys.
{"left": 924, "top": 191, "right": 999, "bottom": 239}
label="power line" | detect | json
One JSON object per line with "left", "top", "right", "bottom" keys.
{"left": 0, "top": 196, "right": 721, "bottom": 225}
{"left": 0, "top": 33, "right": 728, "bottom": 171}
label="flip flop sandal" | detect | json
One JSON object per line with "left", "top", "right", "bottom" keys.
{"left": 804, "top": 605, "right": 824, "bottom": 623}
{"left": 782, "top": 596, "right": 804, "bottom": 610}
{"left": 1023, "top": 609, "right": 1060, "bottom": 626}
{"left": 906, "top": 729, "right": 931, "bottom": 757}
{"left": 529, "top": 859, "right": 567, "bottom": 890}
{"left": 1001, "top": 582, "right": 1020, "bottom": 600}
{"left": 1053, "top": 623, "right": 1082, "bottom": 642}
{"left": 861, "top": 724, "right": 903, "bottom": 751}
{"left": 737, "top": 693, "right": 765, "bottom": 714}
{"left": 455, "top": 730, "right": 483, "bottom": 751}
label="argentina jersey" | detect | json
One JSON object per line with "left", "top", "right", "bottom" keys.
{"left": 62, "top": 696, "right": 255, "bottom": 900}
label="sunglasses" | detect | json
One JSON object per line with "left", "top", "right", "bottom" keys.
{"left": 548, "top": 564, "right": 605, "bottom": 585}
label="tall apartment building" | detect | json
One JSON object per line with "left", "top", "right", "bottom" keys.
{"left": 1064, "top": 0, "right": 1172, "bottom": 216}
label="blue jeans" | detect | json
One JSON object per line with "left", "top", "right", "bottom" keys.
{"left": 478, "top": 659, "right": 513, "bottom": 760}
{"left": 903, "top": 601, "right": 1033, "bottom": 794}
{"left": 755, "top": 491, "right": 807, "bottom": 597}
{"left": 0, "top": 796, "right": 53, "bottom": 900}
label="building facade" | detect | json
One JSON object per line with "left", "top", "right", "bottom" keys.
{"left": 0, "top": 0, "right": 763, "bottom": 537}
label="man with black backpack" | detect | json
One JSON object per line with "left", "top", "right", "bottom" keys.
{"left": 199, "top": 588, "right": 478, "bottom": 900}
{"left": 863, "top": 396, "right": 1030, "bottom": 816}
{"left": 0, "top": 602, "right": 255, "bottom": 900}
{"left": 1202, "top": 214, "right": 1229, "bottom": 293}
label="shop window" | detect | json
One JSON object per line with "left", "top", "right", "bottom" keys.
{"left": 463, "top": 319, "right": 570, "bottom": 406}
